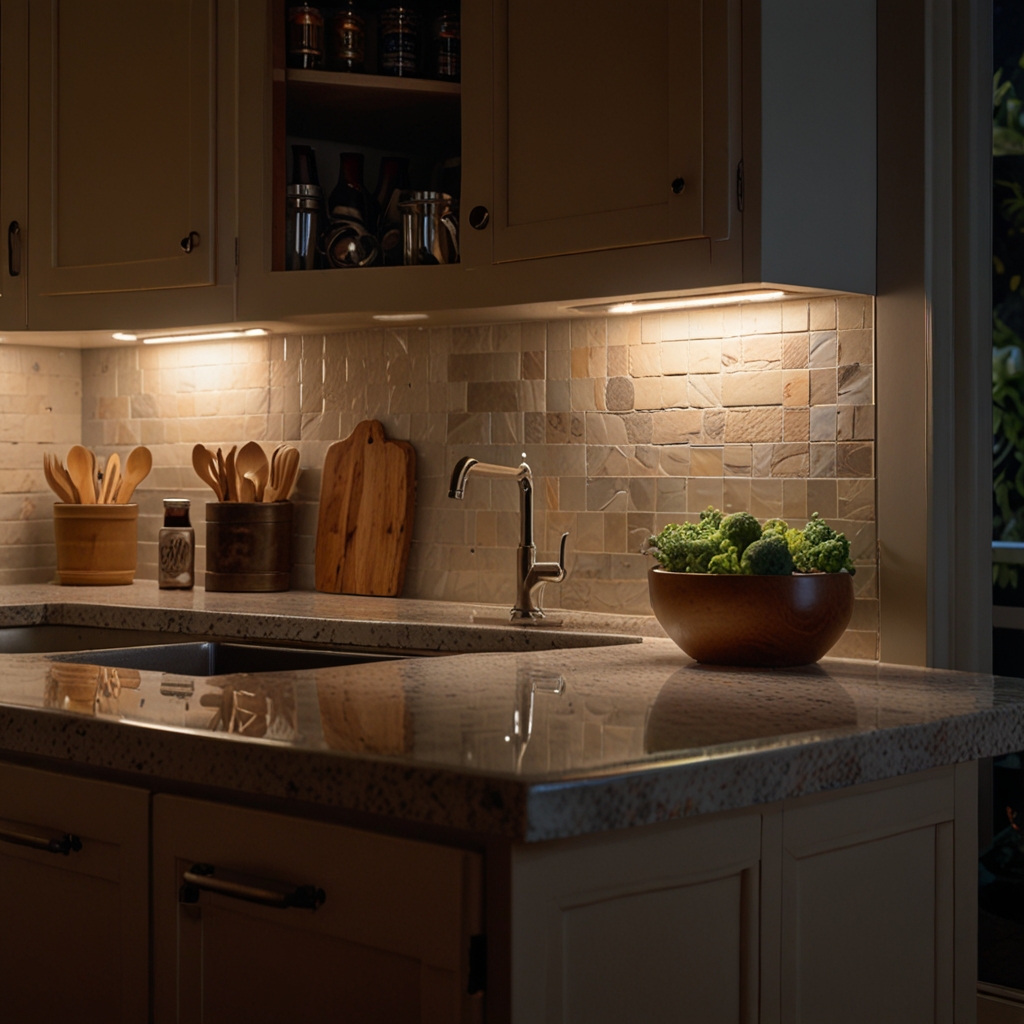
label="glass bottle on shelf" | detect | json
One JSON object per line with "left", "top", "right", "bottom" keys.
{"left": 286, "top": 4, "right": 325, "bottom": 69}
{"left": 379, "top": 4, "right": 422, "bottom": 77}
{"left": 286, "top": 144, "right": 323, "bottom": 271}
{"left": 432, "top": 10, "right": 459, "bottom": 81}
{"left": 374, "top": 156, "right": 411, "bottom": 266}
{"left": 323, "top": 153, "right": 381, "bottom": 268}
{"left": 159, "top": 499, "right": 195, "bottom": 590}
{"left": 327, "top": 4, "right": 365, "bottom": 73}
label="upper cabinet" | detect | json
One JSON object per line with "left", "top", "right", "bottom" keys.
{"left": 0, "top": 1, "right": 28, "bottom": 330}
{"left": 481, "top": 0, "right": 739, "bottom": 263}
{"left": 20, "top": 0, "right": 237, "bottom": 331}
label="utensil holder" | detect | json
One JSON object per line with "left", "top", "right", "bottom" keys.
{"left": 53, "top": 503, "right": 138, "bottom": 585}
{"left": 205, "top": 502, "right": 293, "bottom": 592}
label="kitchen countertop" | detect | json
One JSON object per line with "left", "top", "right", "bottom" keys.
{"left": 0, "top": 582, "right": 1021, "bottom": 842}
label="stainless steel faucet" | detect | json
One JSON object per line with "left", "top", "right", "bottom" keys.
{"left": 448, "top": 456, "right": 568, "bottom": 620}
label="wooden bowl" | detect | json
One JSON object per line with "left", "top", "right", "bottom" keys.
{"left": 648, "top": 567, "right": 855, "bottom": 667}
{"left": 53, "top": 503, "right": 138, "bottom": 585}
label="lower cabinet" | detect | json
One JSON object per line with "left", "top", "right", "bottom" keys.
{"left": 0, "top": 762, "right": 150, "bottom": 1022}
{"left": 152, "top": 794, "right": 484, "bottom": 1024}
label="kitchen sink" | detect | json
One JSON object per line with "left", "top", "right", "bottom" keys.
{"left": 0, "top": 625, "right": 202, "bottom": 655}
{"left": 49, "top": 641, "right": 410, "bottom": 677}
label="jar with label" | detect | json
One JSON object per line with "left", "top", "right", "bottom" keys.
{"left": 159, "top": 499, "right": 195, "bottom": 590}
{"left": 379, "top": 5, "right": 421, "bottom": 77}
{"left": 286, "top": 4, "right": 325, "bottom": 69}
{"left": 432, "top": 10, "right": 459, "bottom": 81}
{"left": 328, "top": 4, "right": 365, "bottom": 73}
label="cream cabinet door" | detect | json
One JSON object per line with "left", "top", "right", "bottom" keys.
{"left": 27, "top": 0, "right": 234, "bottom": 329}
{"left": 0, "top": 761, "right": 149, "bottom": 1022}
{"left": 511, "top": 812, "right": 761, "bottom": 1024}
{"left": 153, "top": 794, "right": 484, "bottom": 1024}
{"left": 477, "top": 0, "right": 740, "bottom": 264}
{"left": 0, "top": 0, "right": 27, "bottom": 328}
{"left": 772, "top": 766, "right": 976, "bottom": 1024}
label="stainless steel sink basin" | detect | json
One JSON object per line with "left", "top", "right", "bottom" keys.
{"left": 50, "top": 641, "right": 407, "bottom": 677}
{"left": 0, "top": 624, "right": 200, "bottom": 655}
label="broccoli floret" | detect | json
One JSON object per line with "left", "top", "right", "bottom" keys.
{"left": 761, "top": 518, "right": 790, "bottom": 540}
{"left": 741, "top": 535, "right": 795, "bottom": 575}
{"left": 802, "top": 512, "right": 835, "bottom": 547}
{"left": 699, "top": 505, "right": 723, "bottom": 529}
{"left": 708, "top": 542, "right": 742, "bottom": 574}
{"left": 783, "top": 513, "right": 856, "bottom": 574}
{"left": 812, "top": 536, "right": 854, "bottom": 574}
{"left": 646, "top": 522, "right": 690, "bottom": 572}
{"left": 718, "top": 511, "right": 762, "bottom": 555}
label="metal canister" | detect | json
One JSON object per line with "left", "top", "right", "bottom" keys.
{"left": 379, "top": 5, "right": 421, "bottom": 77}
{"left": 399, "top": 190, "right": 459, "bottom": 264}
{"left": 205, "top": 502, "right": 293, "bottom": 592}
{"left": 287, "top": 4, "right": 325, "bottom": 69}
{"left": 159, "top": 499, "right": 195, "bottom": 590}
{"left": 285, "top": 184, "right": 323, "bottom": 270}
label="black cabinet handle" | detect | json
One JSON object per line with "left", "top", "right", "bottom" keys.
{"left": 671, "top": 177, "right": 686, "bottom": 195}
{"left": 8, "top": 221, "right": 21, "bottom": 277}
{"left": 0, "top": 826, "right": 81, "bottom": 856}
{"left": 468, "top": 205, "right": 489, "bottom": 230}
{"left": 180, "top": 231, "right": 200, "bottom": 253}
{"left": 179, "top": 863, "right": 326, "bottom": 910}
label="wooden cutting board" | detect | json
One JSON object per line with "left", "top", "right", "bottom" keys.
{"left": 314, "top": 420, "right": 416, "bottom": 596}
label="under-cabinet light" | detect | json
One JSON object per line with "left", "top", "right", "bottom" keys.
{"left": 372, "top": 313, "right": 429, "bottom": 322}
{"left": 140, "top": 328, "right": 270, "bottom": 345}
{"left": 111, "top": 332, "right": 138, "bottom": 342}
{"left": 603, "top": 290, "right": 787, "bottom": 314}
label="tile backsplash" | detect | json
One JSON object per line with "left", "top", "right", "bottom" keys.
{"left": 6, "top": 293, "right": 877, "bottom": 658}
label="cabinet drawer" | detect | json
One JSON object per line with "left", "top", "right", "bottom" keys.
{"left": 153, "top": 794, "right": 483, "bottom": 1024}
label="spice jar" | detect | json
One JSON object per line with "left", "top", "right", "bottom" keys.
{"left": 159, "top": 499, "right": 195, "bottom": 590}
{"left": 328, "top": 4, "right": 365, "bottom": 73}
{"left": 287, "top": 4, "right": 325, "bottom": 69}
{"left": 432, "top": 10, "right": 459, "bottom": 81}
{"left": 379, "top": 5, "right": 421, "bottom": 77}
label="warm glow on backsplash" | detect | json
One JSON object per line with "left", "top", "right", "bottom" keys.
{"left": 1, "top": 294, "right": 877, "bottom": 657}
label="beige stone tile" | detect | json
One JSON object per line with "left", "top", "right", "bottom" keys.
{"left": 659, "top": 341, "right": 687, "bottom": 376}
{"left": 547, "top": 349, "right": 570, "bottom": 381}
{"left": 810, "top": 442, "right": 836, "bottom": 478}
{"left": 632, "top": 376, "right": 663, "bottom": 410}
{"left": 586, "top": 412, "right": 629, "bottom": 445}
{"left": 836, "top": 441, "right": 873, "bottom": 478}
{"left": 837, "top": 406, "right": 856, "bottom": 441}
{"left": 741, "top": 335, "right": 782, "bottom": 370}
{"left": 659, "top": 444, "right": 691, "bottom": 477}
{"left": 810, "top": 405, "right": 836, "bottom": 441}
{"left": 547, "top": 320, "right": 571, "bottom": 350}
{"left": 604, "top": 376, "right": 634, "bottom": 411}
{"left": 741, "top": 301, "right": 782, "bottom": 335}
{"left": 588, "top": 446, "right": 632, "bottom": 477}
{"left": 838, "top": 328, "right": 872, "bottom": 365}
{"left": 521, "top": 321, "right": 546, "bottom": 351}
{"left": 854, "top": 405, "right": 875, "bottom": 440}
{"left": 571, "top": 319, "right": 606, "bottom": 349}
{"left": 629, "top": 345, "right": 661, "bottom": 377}
{"left": 853, "top": 564, "right": 877, "bottom": 599}
{"left": 623, "top": 412, "right": 653, "bottom": 444}
{"left": 782, "top": 370, "right": 809, "bottom": 407}
{"left": 641, "top": 316, "right": 662, "bottom": 344}
{"left": 575, "top": 511, "right": 605, "bottom": 551}
{"left": 606, "top": 316, "right": 640, "bottom": 347}
{"left": 829, "top": 629, "right": 877, "bottom": 660}
{"left": 810, "top": 369, "right": 837, "bottom": 406}
{"left": 784, "top": 408, "right": 810, "bottom": 442}
{"left": 688, "top": 308, "right": 726, "bottom": 340}
{"left": 661, "top": 376, "right": 688, "bottom": 409}
{"left": 628, "top": 477, "right": 656, "bottom": 511}
{"left": 837, "top": 295, "right": 870, "bottom": 330}
{"left": 720, "top": 338, "right": 741, "bottom": 370}
{"left": 722, "top": 371, "right": 782, "bottom": 407}
{"left": 447, "top": 412, "right": 489, "bottom": 445}
{"left": 751, "top": 443, "right": 773, "bottom": 477}
{"left": 724, "top": 407, "right": 783, "bottom": 443}
{"left": 782, "top": 301, "right": 810, "bottom": 333}
{"left": 838, "top": 477, "right": 875, "bottom": 520}
{"left": 771, "top": 443, "right": 809, "bottom": 478}
{"left": 570, "top": 348, "right": 590, "bottom": 379}
{"left": 723, "top": 477, "right": 752, "bottom": 514}
{"left": 687, "top": 476, "right": 724, "bottom": 513}
{"left": 701, "top": 409, "right": 726, "bottom": 445}
{"left": 570, "top": 379, "right": 598, "bottom": 411}
{"left": 809, "top": 331, "right": 837, "bottom": 368}
{"left": 521, "top": 349, "right": 545, "bottom": 379}
{"left": 688, "top": 374, "right": 723, "bottom": 407}
{"left": 652, "top": 409, "right": 701, "bottom": 444}
{"left": 588, "top": 347, "right": 607, "bottom": 378}
{"left": 724, "top": 444, "right": 752, "bottom": 476}
{"left": 837, "top": 362, "right": 872, "bottom": 405}
{"left": 587, "top": 477, "right": 629, "bottom": 512}
{"left": 560, "top": 476, "right": 587, "bottom": 511}
{"left": 690, "top": 447, "right": 723, "bottom": 476}
{"left": 748, "top": 478, "right": 783, "bottom": 519}
{"left": 809, "top": 297, "right": 837, "bottom": 330}
{"left": 605, "top": 512, "right": 629, "bottom": 552}
{"left": 687, "top": 339, "right": 721, "bottom": 374}
{"left": 807, "top": 479, "right": 838, "bottom": 520}
{"left": 656, "top": 476, "right": 687, "bottom": 513}
{"left": 607, "top": 346, "right": 628, "bottom": 377}
{"left": 660, "top": 311, "right": 688, "bottom": 341}
{"left": 782, "top": 479, "right": 808, "bottom": 519}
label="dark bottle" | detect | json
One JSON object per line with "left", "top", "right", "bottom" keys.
{"left": 379, "top": 5, "right": 421, "bottom": 77}
{"left": 324, "top": 153, "right": 381, "bottom": 268}
{"left": 432, "top": 10, "right": 459, "bottom": 81}
{"left": 327, "top": 4, "right": 365, "bottom": 72}
{"left": 291, "top": 144, "right": 321, "bottom": 187}
{"left": 374, "top": 156, "right": 411, "bottom": 266}
{"left": 286, "top": 4, "right": 325, "bottom": 69}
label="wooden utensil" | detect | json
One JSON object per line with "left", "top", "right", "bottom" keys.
{"left": 266, "top": 445, "right": 299, "bottom": 502}
{"left": 99, "top": 453, "right": 121, "bottom": 504}
{"left": 314, "top": 420, "right": 416, "bottom": 596}
{"left": 224, "top": 445, "right": 239, "bottom": 502}
{"left": 86, "top": 448, "right": 98, "bottom": 502}
{"left": 216, "top": 448, "right": 228, "bottom": 500}
{"left": 43, "top": 453, "right": 77, "bottom": 503}
{"left": 51, "top": 455, "right": 81, "bottom": 503}
{"left": 192, "top": 444, "right": 223, "bottom": 500}
{"left": 117, "top": 446, "right": 152, "bottom": 504}
{"left": 67, "top": 445, "right": 96, "bottom": 504}
{"left": 237, "top": 442, "right": 269, "bottom": 502}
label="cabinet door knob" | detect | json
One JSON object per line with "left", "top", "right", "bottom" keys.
{"left": 8, "top": 221, "right": 21, "bottom": 277}
{"left": 468, "top": 206, "right": 490, "bottom": 230}
{"left": 671, "top": 178, "right": 686, "bottom": 195}
{"left": 180, "top": 231, "right": 201, "bottom": 253}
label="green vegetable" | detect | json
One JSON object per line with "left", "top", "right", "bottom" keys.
{"left": 647, "top": 508, "right": 855, "bottom": 576}
{"left": 741, "top": 535, "right": 795, "bottom": 575}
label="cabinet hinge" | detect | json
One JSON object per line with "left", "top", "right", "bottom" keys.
{"left": 736, "top": 160, "right": 745, "bottom": 213}
{"left": 467, "top": 934, "right": 487, "bottom": 995}
{"left": 234, "top": 237, "right": 240, "bottom": 274}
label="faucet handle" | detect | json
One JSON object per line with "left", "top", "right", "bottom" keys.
{"left": 557, "top": 532, "right": 569, "bottom": 575}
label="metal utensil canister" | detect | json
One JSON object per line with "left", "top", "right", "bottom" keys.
{"left": 205, "top": 502, "right": 293, "bottom": 592}
{"left": 398, "top": 191, "right": 459, "bottom": 265}
{"left": 285, "top": 184, "right": 323, "bottom": 271}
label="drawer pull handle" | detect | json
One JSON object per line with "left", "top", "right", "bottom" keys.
{"left": 179, "top": 863, "right": 326, "bottom": 910}
{"left": 0, "top": 827, "right": 82, "bottom": 856}
{"left": 7, "top": 221, "right": 20, "bottom": 277}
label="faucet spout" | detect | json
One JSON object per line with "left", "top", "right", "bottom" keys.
{"left": 448, "top": 456, "right": 479, "bottom": 499}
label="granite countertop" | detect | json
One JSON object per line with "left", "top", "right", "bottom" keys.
{"left": 0, "top": 582, "right": 1022, "bottom": 842}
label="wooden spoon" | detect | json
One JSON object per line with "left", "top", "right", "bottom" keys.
{"left": 274, "top": 446, "right": 300, "bottom": 501}
{"left": 191, "top": 444, "right": 223, "bottom": 501}
{"left": 51, "top": 455, "right": 81, "bottom": 503}
{"left": 117, "top": 446, "right": 152, "bottom": 504}
{"left": 236, "top": 442, "right": 269, "bottom": 502}
{"left": 224, "top": 445, "right": 239, "bottom": 502}
{"left": 66, "top": 445, "right": 96, "bottom": 504}
{"left": 98, "top": 453, "right": 121, "bottom": 504}
{"left": 215, "top": 448, "right": 228, "bottom": 500}
{"left": 43, "top": 453, "right": 77, "bottom": 503}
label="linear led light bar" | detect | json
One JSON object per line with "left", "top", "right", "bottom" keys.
{"left": 372, "top": 313, "right": 429, "bottom": 322}
{"left": 601, "top": 290, "right": 787, "bottom": 315}
{"left": 115, "top": 328, "right": 271, "bottom": 345}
